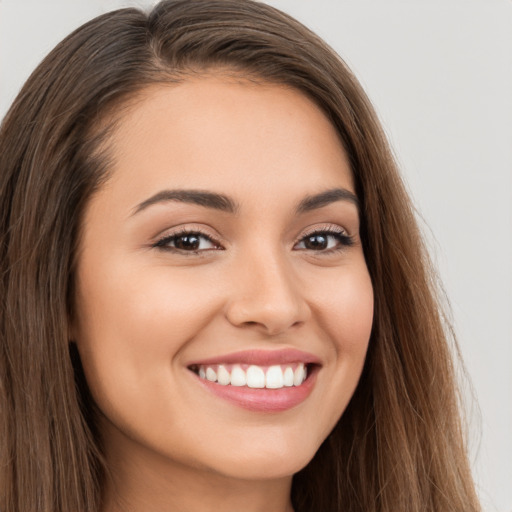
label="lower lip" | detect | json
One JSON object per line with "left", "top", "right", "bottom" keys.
{"left": 192, "top": 366, "right": 318, "bottom": 412}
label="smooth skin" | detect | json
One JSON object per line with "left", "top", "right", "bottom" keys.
{"left": 73, "top": 74, "right": 374, "bottom": 512}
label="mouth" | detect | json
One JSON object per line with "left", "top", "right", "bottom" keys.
{"left": 186, "top": 349, "right": 320, "bottom": 412}
{"left": 188, "top": 362, "right": 311, "bottom": 389}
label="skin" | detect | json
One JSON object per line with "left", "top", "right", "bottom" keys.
{"left": 73, "top": 75, "right": 374, "bottom": 512}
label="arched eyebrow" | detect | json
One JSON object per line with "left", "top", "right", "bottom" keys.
{"left": 295, "top": 188, "right": 359, "bottom": 213}
{"left": 131, "top": 187, "right": 359, "bottom": 216}
{"left": 132, "top": 189, "right": 239, "bottom": 215}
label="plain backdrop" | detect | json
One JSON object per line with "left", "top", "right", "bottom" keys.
{"left": 1, "top": 1, "right": 511, "bottom": 511}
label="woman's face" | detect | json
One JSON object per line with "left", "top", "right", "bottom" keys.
{"left": 73, "top": 75, "right": 373, "bottom": 482}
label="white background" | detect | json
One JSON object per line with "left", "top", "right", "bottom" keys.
{"left": 1, "top": 1, "right": 510, "bottom": 510}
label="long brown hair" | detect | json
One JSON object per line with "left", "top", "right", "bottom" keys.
{"left": 0, "top": 1, "right": 480, "bottom": 511}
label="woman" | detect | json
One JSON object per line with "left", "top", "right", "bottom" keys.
{"left": 0, "top": 1, "right": 481, "bottom": 511}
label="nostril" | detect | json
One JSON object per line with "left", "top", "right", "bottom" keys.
{"left": 223, "top": 276, "right": 311, "bottom": 335}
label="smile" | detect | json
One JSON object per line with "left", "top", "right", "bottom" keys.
{"left": 187, "top": 349, "right": 320, "bottom": 412}
{"left": 191, "top": 363, "right": 308, "bottom": 389}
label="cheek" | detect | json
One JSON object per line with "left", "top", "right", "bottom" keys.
{"left": 77, "top": 259, "right": 219, "bottom": 343}
{"left": 73, "top": 261, "right": 224, "bottom": 406}
{"left": 303, "top": 263, "right": 373, "bottom": 433}
{"left": 312, "top": 263, "right": 374, "bottom": 353}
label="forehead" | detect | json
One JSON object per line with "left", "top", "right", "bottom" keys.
{"left": 95, "top": 75, "right": 354, "bottom": 211}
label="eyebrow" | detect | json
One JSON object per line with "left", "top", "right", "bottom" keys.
{"left": 295, "top": 188, "right": 359, "bottom": 213}
{"left": 131, "top": 187, "right": 359, "bottom": 216}
{"left": 132, "top": 189, "right": 239, "bottom": 215}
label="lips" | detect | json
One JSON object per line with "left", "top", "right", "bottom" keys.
{"left": 187, "top": 349, "right": 320, "bottom": 412}
{"left": 188, "top": 348, "right": 320, "bottom": 366}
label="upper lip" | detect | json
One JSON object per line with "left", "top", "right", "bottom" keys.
{"left": 187, "top": 348, "right": 321, "bottom": 367}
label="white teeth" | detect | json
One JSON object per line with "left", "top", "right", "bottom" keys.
{"left": 293, "top": 363, "right": 306, "bottom": 386}
{"left": 230, "top": 365, "right": 247, "bottom": 387}
{"left": 196, "top": 362, "right": 310, "bottom": 389}
{"left": 246, "top": 365, "right": 265, "bottom": 388}
{"left": 217, "top": 365, "right": 231, "bottom": 386}
{"left": 283, "top": 367, "right": 294, "bottom": 387}
{"left": 206, "top": 367, "right": 217, "bottom": 382}
{"left": 265, "top": 365, "right": 284, "bottom": 389}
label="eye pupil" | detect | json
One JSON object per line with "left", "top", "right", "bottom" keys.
{"left": 304, "top": 234, "right": 328, "bottom": 250}
{"left": 175, "top": 234, "right": 200, "bottom": 250}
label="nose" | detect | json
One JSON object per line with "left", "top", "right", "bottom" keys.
{"left": 224, "top": 250, "right": 311, "bottom": 336}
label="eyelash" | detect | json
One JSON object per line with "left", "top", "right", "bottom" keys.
{"left": 153, "top": 228, "right": 220, "bottom": 253}
{"left": 295, "top": 226, "right": 354, "bottom": 253}
{"left": 153, "top": 226, "right": 354, "bottom": 255}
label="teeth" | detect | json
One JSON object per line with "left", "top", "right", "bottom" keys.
{"left": 195, "top": 362, "right": 309, "bottom": 389}
{"left": 283, "top": 367, "right": 294, "bottom": 387}
{"left": 206, "top": 367, "right": 217, "bottom": 382}
{"left": 265, "top": 365, "right": 284, "bottom": 389}
{"left": 246, "top": 365, "right": 265, "bottom": 388}
{"left": 230, "top": 365, "right": 247, "bottom": 387}
{"left": 217, "top": 365, "right": 231, "bottom": 386}
{"left": 293, "top": 363, "right": 306, "bottom": 386}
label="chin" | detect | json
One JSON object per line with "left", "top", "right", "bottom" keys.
{"left": 201, "top": 435, "right": 321, "bottom": 481}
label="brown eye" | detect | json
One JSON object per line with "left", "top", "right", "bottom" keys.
{"left": 294, "top": 229, "right": 354, "bottom": 252}
{"left": 303, "top": 234, "right": 330, "bottom": 250}
{"left": 174, "top": 234, "right": 201, "bottom": 250}
{"left": 154, "top": 231, "right": 219, "bottom": 252}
